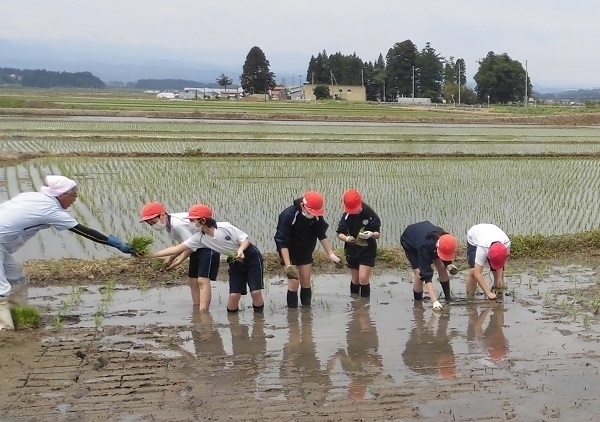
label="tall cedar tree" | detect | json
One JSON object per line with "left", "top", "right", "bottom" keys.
{"left": 240, "top": 46, "right": 276, "bottom": 94}
{"left": 385, "top": 40, "right": 418, "bottom": 99}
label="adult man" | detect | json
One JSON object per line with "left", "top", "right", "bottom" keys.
{"left": 0, "top": 175, "right": 134, "bottom": 329}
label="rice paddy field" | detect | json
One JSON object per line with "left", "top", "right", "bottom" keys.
{"left": 2, "top": 117, "right": 600, "bottom": 155}
{"left": 3, "top": 148, "right": 600, "bottom": 261}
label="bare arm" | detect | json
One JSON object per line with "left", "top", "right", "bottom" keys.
{"left": 166, "top": 248, "right": 193, "bottom": 270}
{"left": 236, "top": 238, "right": 251, "bottom": 259}
{"left": 147, "top": 243, "right": 191, "bottom": 259}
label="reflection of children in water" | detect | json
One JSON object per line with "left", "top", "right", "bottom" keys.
{"left": 402, "top": 301, "right": 456, "bottom": 378}
{"left": 280, "top": 310, "right": 332, "bottom": 405}
{"left": 336, "top": 299, "right": 383, "bottom": 400}
{"left": 227, "top": 312, "right": 267, "bottom": 356}
{"left": 191, "top": 309, "right": 226, "bottom": 357}
{"left": 467, "top": 302, "right": 509, "bottom": 361}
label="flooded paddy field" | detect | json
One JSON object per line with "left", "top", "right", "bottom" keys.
{"left": 1, "top": 264, "right": 599, "bottom": 421}
{"left": 3, "top": 118, "right": 600, "bottom": 156}
{"left": 3, "top": 156, "right": 600, "bottom": 261}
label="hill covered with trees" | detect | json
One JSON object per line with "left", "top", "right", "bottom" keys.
{"left": 0, "top": 67, "right": 105, "bottom": 88}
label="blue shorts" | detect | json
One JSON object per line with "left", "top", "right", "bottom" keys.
{"left": 228, "top": 245, "right": 264, "bottom": 295}
{"left": 188, "top": 248, "right": 220, "bottom": 280}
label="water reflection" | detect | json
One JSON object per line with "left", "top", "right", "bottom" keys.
{"left": 467, "top": 302, "right": 509, "bottom": 361}
{"left": 191, "top": 310, "right": 225, "bottom": 356}
{"left": 402, "top": 301, "right": 456, "bottom": 378}
{"left": 336, "top": 299, "right": 383, "bottom": 400}
{"left": 280, "top": 310, "right": 331, "bottom": 404}
{"left": 227, "top": 312, "right": 267, "bottom": 356}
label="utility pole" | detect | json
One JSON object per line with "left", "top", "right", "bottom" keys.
{"left": 525, "top": 60, "right": 528, "bottom": 107}
{"left": 457, "top": 62, "right": 461, "bottom": 106}
{"left": 412, "top": 65, "right": 415, "bottom": 104}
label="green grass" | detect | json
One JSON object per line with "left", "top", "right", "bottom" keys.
{"left": 10, "top": 305, "right": 41, "bottom": 329}
{"left": 0, "top": 96, "right": 26, "bottom": 108}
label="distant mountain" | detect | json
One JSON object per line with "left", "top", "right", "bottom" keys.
{"left": 0, "top": 39, "right": 307, "bottom": 86}
{"left": 535, "top": 88, "right": 600, "bottom": 101}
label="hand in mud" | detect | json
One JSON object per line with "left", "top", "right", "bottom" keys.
{"left": 446, "top": 264, "right": 459, "bottom": 276}
{"left": 285, "top": 265, "right": 299, "bottom": 279}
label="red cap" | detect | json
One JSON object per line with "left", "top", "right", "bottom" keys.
{"left": 302, "top": 191, "right": 325, "bottom": 216}
{"left": 139, "top": 202, "right": 166, "bottom": 222}
{"left": 436, "top": 234, "right": 457, "bottom": 261}
{"left": 187, "top": 204, "right": 213, "bottom": 219}
{"left": 343, "top": 189, "right": 363, "bottom": 214}
{"left": 488, "top": 243, "right": 509, "bottom": 270}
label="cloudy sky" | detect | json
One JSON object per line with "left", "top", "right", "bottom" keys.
{"left": 2, "top": 0, "right": 599, "bottom": 89}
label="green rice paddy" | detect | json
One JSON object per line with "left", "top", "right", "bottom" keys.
{"left": 2, "top": 154, "right": 600, "bottom": 260}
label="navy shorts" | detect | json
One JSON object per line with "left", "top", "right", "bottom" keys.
{"left": 228, "top": 245, "right": 264, "bottom": 295}
{"left": 278, "top": 249, "right": 314, "bottom": 266}
{"left": 401, "top": 241, "right": 421, "bottom": 270}
{"left": 188, "top": 248, "right": 220, "bottom": 280}
{"left": 345, "top": 253, "right": 376, "bottom": 269}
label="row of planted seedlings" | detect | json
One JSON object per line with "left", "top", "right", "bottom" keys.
{"left": 6, "top": 137, "right": 600, "bottom": 156}
{"left": 4, "top": 117, "right": 600, "bottom": 138}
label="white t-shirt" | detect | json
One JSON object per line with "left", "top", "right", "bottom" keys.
{"left": 467, "top": 224, "right": 511, "bottom": 267}
{"left": 183, "top": 222, "right": 248, "bottom": 254}
{"left": 0, "top": 192, "right": 78, "bottom": 253}
{"left": 167, "top": 212, "right": 197, "bottom": 244}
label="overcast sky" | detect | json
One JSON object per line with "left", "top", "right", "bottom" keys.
{"left": 2, "top": 0, "right": 599, "bottom": 89}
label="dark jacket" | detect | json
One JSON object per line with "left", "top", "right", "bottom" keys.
{"left": 336, "top": 203, "right": 381, "bottom": 259}
{"left": 274, "top": 199, "right": 329, "bottom": 254}
{"left": 400, "top": 220, "right": 446, "bottom": 282}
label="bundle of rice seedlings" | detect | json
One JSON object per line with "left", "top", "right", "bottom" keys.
{"left": 127, "top": 236, "right": 154, "bottom": 256}
{"left": 226, "top": 252, "right": 243, "bottom": 264}
{"left": 285, "top": 265, "right": 299, "bottom": 279}
{"left": 11, "top": 305, "right": 41, "bottom": 329}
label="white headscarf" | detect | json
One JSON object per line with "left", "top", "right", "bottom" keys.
{"left": 40, "top": 175, "right": 77, "bottom": 197}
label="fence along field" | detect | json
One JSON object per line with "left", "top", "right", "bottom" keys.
{"left": 2, "top": 156, "right": 600, "bottom": 261}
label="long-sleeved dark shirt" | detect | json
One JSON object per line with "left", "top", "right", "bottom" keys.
{"left": 400, "top": 220, "right": 445, "bottom": 282}
{"left": 274, "top": 200, "right": 329, "bottom": 254}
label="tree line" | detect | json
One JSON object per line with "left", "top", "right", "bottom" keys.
{"left": 0, "top": 68, "right": 105, "bottom": 89}
{"left": 239, "top": 42, "right": 533, "bottom": 104}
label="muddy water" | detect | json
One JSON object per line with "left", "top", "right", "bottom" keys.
{"left": 13, "top": 265, "right": 599, "bottom": 421}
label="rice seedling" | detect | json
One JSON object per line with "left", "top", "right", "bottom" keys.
{"left": 136, "top": 276, "right": 149, "bottom": 292}
{"left": 53, "top": 285, "right": 84, "bottom": 330}
{"left": 10, "top": 305, "right": 41, "bottom": 329}
{"left": 127, "top": 235, "right": 154, "bottom": 256}
{"left": 94, "top": 278, "right": 117, "bottom": 329}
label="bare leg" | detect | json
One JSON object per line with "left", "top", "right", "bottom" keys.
{"left": 227, "top": 293, "right": 242, "bottom": 311}
{"left": 188, "top": 277, "right": 200, "bottom": 306}
{"left": 412, "top": 269, "right": 424, "bottom": 295}
{"left": 198, "top": 277, "right": 212, "bottom": 311}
